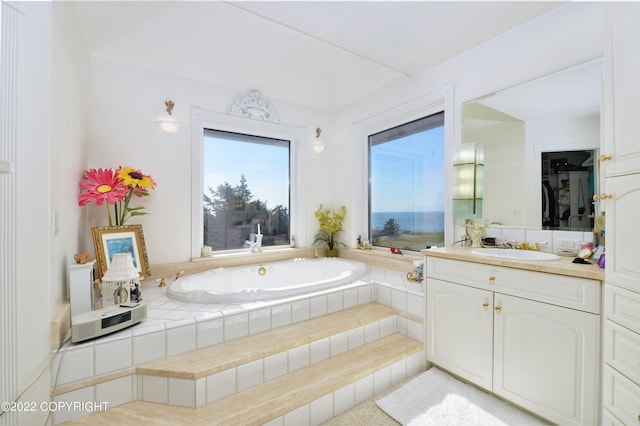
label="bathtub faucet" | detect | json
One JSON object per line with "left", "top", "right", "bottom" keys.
{"left": 247, "top": 233, "right": 263, "bottom": 253}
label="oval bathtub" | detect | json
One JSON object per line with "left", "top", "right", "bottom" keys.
{"left": 167, "top": 257, "right": 368, "bottom": 303}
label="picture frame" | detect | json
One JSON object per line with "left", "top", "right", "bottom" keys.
{"left": 91, "top": 224, "right": 150, "bottom": 279}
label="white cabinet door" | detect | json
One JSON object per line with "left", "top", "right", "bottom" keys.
{"left": 493, "top": 294, "right": 600, "bottom": 425}
{"left": 603, "top": 2, "right": 640, "bottom": 177}
{"left": 426, "top": 278, "right": 493, "bottom": 390}
{"left": 604, "top": 173, "right": 640, "bottom": 293}
{"left": 603, "top": 365, "right": 640, "bottom": 426}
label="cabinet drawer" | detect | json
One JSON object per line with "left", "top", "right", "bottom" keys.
{"left": 605, "top": 284, "right": 640, "bottom": 334}
{"left": 604, "top": 320, "right": 640, "bottom": 385}
{"left": 603, "top": 365, "right": 640, "bottom": 426}
{"left": 426, "top": 257, "right": 600, "bottom": 313}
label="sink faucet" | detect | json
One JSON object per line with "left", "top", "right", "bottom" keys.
{"left": 255, "top": 233, "right": 263, "bottom": 252}
{"left": 514, "top": 241, "right": 548, "bottom": 251}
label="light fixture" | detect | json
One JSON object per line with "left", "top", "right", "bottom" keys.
{"left": 311, "top": 127, "right": 327, "bottom": 153}
{"left": 101, "top": 253, "right": 141, "bottom": 305}
{"left": 453, "top": 143, "right": 484, "bottom": 219}
{"left": 157, "top": 100, "right": 183, "bottom": 134}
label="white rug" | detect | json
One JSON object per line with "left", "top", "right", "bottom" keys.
{"left": 376, "top": 368, "right": 545, "bottom": 426}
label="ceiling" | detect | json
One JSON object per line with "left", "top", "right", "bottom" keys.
{"left": 72, "top": 1, "right": 565, "bottom": 111}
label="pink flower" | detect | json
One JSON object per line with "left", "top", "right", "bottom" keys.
{"left": 78, "top": 168, "right": 128, "bottom": 206}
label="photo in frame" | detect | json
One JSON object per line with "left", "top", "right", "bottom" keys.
{"left": 91, "top": 224, "right": 150, "bottom": 279}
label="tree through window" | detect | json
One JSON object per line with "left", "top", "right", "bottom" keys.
{"left": 203, "top": 129, "right": 290, "bottom": 251}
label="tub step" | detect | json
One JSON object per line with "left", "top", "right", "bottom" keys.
{"left": 134, "top": 302, "right": 400, "bottom": 408}
{"left": 137, "top": 302, "right": 397, "bottom": 381}
{"left": 65, "top": 333, "right": 423, "bottom": 425}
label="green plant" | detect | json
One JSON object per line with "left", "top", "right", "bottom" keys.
{"left": 312, "top": 204, "right": 347, "bottom": 250}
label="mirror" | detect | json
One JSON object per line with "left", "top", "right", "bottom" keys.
{"left": 462, "top": 58, "right": 602, "bottom": 230}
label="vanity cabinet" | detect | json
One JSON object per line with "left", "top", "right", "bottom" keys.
{"left": 426, "top": 257, "right": 601, "bottom": 425}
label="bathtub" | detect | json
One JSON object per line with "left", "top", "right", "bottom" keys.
{"left": 167, "top": 257, "right": 368, "bottom": 303}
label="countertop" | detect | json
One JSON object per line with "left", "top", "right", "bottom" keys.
{"left": 421, "top": 246, "right": 605, "bottom": 281}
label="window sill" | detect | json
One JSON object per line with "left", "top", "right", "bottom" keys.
{"left": 338, "top": 247, "right": 422, "bottom": 272}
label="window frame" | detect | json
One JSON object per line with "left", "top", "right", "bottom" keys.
{"left": 191, "top": 108, "right": 305, "bottom": 259}
{"left": 351, "top": 87, "right": 455, "bottom": 250}
{"left": 368, "top": 112, "right": 446, "bottom": 250}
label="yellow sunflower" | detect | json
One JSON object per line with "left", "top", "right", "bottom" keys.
{"left": 117, "top": 166, "right": 156, "bottom": 189}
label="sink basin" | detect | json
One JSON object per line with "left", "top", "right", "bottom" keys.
{"left": 472, "top": 248, "right": 560, "bottom": 261}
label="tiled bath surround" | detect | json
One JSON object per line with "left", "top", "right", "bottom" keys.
{"left": 51, "top": 264, "right": 424, "bottom": 424}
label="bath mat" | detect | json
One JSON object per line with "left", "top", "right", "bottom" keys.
{"left": 376, "top": 368, "right": 545, "bottom": 426}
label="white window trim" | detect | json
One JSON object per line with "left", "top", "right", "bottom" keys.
{"left": 351, "top": 85, "right": 455, "bottom": 248}
{"left": 191, "top": 108, "right": 306, "bottom": 259}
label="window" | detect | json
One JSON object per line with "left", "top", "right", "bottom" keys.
{"left": 368, "top": 112, "right": 445, "bottom": 251}
{"left": 203, "top": 129, "right": 290, "bottom": 251}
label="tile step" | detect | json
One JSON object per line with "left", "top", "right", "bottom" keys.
{"left": 65, "top": 333, "right": 423, "bottom": 425}
{"left": 137, "top": 302, "right": 398, "bottom": 380}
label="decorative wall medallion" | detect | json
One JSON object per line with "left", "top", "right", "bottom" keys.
{"left": 229, "top": 90, "right": 280, "bottom": 122}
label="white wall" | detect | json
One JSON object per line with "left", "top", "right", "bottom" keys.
{"left": 7, "top": 3, "right": 89, "bottom": 423}
{"left": 87, "top": 55, "right": 332, "bottom": 264}
{"left": 51, "top": 1, "right": 90, "bottom": 316}
{"left": 469, "top": 119, "right": 526, "bottom": 227}
{"left": 331, "top": 2, "right": 607, "bottom": 242}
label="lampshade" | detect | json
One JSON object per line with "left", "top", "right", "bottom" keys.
{"left": 102, "top": 253, "right": 139, "bottom": 281}
{"left": 453, "top": 143, "right": 484, "bottom": 219}
{"left": 311, "top": 140, "right": 327, "bottom": 153}
{"left": 157, "top": 119, "right": 183, "bottom": 134}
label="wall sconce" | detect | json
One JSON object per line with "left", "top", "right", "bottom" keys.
{"left": 453, "top": 143, "right": 484, "bottom": 219}
{"left": 157, "top": 100, "right": 183, "bottom": 134}
{"left": 311, "top": 127, "right": 327, "bottom": 153}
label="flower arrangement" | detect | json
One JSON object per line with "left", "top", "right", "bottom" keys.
{"left": 79, "top": 166, "right": 157, "bottom": 226}
{"left": 313, "top": 204, "right": 347, "bottom": 252}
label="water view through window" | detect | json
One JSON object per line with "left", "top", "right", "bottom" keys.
{"left": 203, "top": 129, "right": 290, "bottom": 251}
{"left": 369, "top": 112, "right": 445, "bottom": 251}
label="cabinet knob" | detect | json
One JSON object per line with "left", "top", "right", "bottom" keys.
{"left": 599, "top": 154, "right": 612, "bottom": 162}
{"left": 593, "top": 194, "right": 600, "bottom": 202}
{"left": 488, "top": 275, "right": 496, "bottom": 283}
{"left": 482, "top": 302, "right": 489, "bottom": 310}
{"left": 495, "top": 306, "right": 502, "bottom": 313}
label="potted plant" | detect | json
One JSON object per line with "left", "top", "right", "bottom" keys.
{"left": 313, "top": 204, "right": 347, "bottom": 257}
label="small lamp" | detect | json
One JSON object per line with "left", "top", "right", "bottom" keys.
{"left": 311, "top": 127, "right": 327, "bottom": 153}
{"left": 157, "top": 100, "right": 183, "bottom": 134}
{"left": 101, "top": 253, "right": 141, "bottom": 305}
{"left": 453, "top": 143, "right": 484, "bottom": 219}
